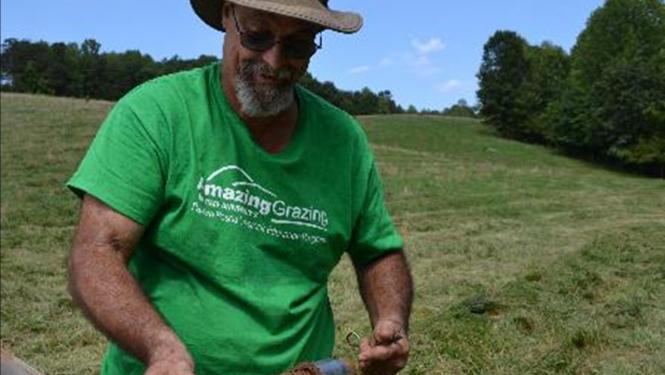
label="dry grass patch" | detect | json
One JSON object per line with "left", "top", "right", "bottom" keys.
{"left": 1, "top": 95, "right": 664, "bottom": 373}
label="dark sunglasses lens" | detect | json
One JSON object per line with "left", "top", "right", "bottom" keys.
{"left": 284, "top": 41, "right": 316, "bottom": 59}
{"left": 240, "top": 30, "right": 318, "bottom": 59}
{"left": 241, "top": 32, "right": 275, "bottom": 51}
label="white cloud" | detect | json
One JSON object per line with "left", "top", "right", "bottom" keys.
{"left": 401, "top": 53, "right": 441, "bottom": 76}
{"left": 352, "top": 39, "right": 445, "bottom": 79}
{"left": 347, "top": 65, "right": 370, "bottom": 74}
{"left": 436, "top": 80, "right": 463, "bottom": 93}
{"left": 396, "top": 37, "right": 446, "bottom": 76}
{"left": 378, "top": 58, "right": 393, "bottom": 67}
{"left": 411, "top": 37, "right": 446, "bottom": 54}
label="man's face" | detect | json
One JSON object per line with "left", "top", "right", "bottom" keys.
{"left": 222, "top": 4, "right": 320, "bottom": 117}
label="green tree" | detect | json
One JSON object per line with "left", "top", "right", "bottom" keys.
{"left": 550, "top": 0, "right": 665, "bottom": 171}
{"left": 523, "top": 42, "right": 570, "bottom": 143}
{"left": 80, "top": 39, "right": 104, "bottom": 98}
{"left": 377, "top": 90, "right": 397, "bottom": 114}
{"left": 99, "top": 50, "right": 157, "bottom": 100}
{"left": 22, "top": 61, "right": 52, "bottom": 94}
{"left": 477, "top": 33, "right": 570, "bottom": 144}
{"left": 47, "top": 42, "right": 82, "bottom": 96}
{"left": 1, "top": 39, "right": 52, "bottom": 93}
{"left": 299, "top": 73, "right": 400, "bottom": 115}
{"left": 443, "top": 99, "right": 477, "bottom": 118}
{"left": 477, "top": 30, "right": 531, "bottom": 139}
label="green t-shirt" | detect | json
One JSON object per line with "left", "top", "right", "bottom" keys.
{"left": 68, "top": 63, "right": 403, "bottom": 375}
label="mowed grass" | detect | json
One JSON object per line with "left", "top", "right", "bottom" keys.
{"left": 1, "top": 92, "right": 664, "bottom": 374}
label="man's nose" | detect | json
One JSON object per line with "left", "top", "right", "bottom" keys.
{"left": 261, "top": 43, "right": 288, "bottom": 71}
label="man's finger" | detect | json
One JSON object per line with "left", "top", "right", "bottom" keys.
{"left": 358, "top": 339, "right": 407, "bottom": 362}
{"left": 359, "top": 338, "right": 372, "bottom": 352}
{"left": 359, "top": 344, "right": 395, "bottom": 362}
{"left": 359, "top": 348, "right": 408, "bottom": 375}
{"left": 371, "top": 320, "right": 406, "bottom": 345}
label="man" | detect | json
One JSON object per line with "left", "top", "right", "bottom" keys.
{"left": 67, "top": 0, "right": 413, "bottom": 374}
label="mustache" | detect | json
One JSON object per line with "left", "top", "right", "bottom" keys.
{"left": 239, "top": 60, "right": 302, "bottom": 82}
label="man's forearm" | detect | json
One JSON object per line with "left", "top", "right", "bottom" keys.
{"left": 68, "top": 245, "right": 191, "bottom": 367}
{"left": 355, "top": 251, "right": 413, "bottom": 332}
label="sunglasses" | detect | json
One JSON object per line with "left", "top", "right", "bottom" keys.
{"left": 231, "top": 6, "right": 323, "bottom": 59}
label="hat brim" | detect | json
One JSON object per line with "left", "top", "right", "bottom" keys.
{"left": 190, "top": 0, "right": 363, "bottom": 34}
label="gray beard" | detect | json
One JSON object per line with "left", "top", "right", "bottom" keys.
{"left": 234, "top": 62, "right": 296, "bottom": 117}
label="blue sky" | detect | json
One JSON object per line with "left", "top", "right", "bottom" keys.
{"left": 1, "top": 0, "right": 604, "bottom": 110}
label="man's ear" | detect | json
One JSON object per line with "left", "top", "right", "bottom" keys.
{"left": 220, "top": 3, "right": 232, "bottom": 29}
{"left": 222, "top": 3, "right": 233, "bottom": 19}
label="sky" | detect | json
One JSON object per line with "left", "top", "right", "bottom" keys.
{"left": 1, "top": 0, "right": 605, "bottom": 110}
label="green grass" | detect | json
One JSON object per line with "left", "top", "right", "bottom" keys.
{"left": 2, "top": 93, "right": 664, "bottom": 374}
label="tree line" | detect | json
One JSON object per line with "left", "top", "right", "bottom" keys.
{"left": 1, "top": 38, "right": 468, "bottom": 117}
{"left": 0, "top": 37, "right": 478, "bottom": 117}
{"left": 477, "top": 0, "right": 665, "bottom": 177}
{"left": 0, "top": 38, "right": 219, "bottom": 101}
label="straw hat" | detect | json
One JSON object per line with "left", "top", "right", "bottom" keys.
{"left": 190, "top": 0, "right": 363, "bottom": 34}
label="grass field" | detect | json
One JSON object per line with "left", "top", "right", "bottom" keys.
{"left": 1, "top": 92, "right": 664, "bottom": 374}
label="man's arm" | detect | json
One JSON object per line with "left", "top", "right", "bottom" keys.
{"left": 68, "top": 194, "right": 194, "bottom": 375}
{"left": 353, "top": 251, "right": 413, "bottom": 375}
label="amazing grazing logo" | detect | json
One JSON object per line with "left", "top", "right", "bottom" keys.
{"left": 191, "top": 165, "right": 329, "bottom": 245}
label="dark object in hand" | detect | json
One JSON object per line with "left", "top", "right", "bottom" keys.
{"left": 283, "top": 358, "right": 356, "bottom": 375}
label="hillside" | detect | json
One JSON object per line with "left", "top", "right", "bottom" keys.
{"left": 1, "top": 93, "right": 664, "bottom": 374}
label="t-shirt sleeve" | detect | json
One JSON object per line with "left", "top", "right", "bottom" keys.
{"left": 347, "top": 131, "right": 404, "bottom": 266}
{"left": 67, "top": 95, "right": 167, "bottom": 226}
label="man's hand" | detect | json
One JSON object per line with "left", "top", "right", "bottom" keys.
{"left": 358, "top": 319, "right": 409, "bottom": 375}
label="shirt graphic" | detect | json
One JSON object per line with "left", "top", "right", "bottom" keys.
{"left": 193, "top": 164, "right": 329, "bottom": 245}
